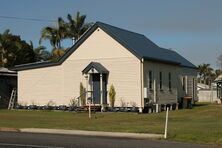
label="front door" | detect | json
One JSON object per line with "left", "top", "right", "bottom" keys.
{"left": 92, "top": 74, "right": 100, "bottom": 104}
{"left": 92, "top": 74, "right": 107, "bottom": 104}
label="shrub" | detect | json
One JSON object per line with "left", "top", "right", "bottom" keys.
{"left": 45, "top": 100, "right": 55, "bottom": 110}
{"left": 69, "top": 98, "right": 78, "bottom": 107}
{"left": 47, "top": 100, "right": 55, "bottom": 106}
{"left": 80, "top": 82, "right": 86, "bottom": 106}
{"left": 120, "top": 98, "right": 126, "bottom": 108}
{"left": 109, "top": 84, "right": 116, "bottom": 107}
{"left": 130, "top": 101, "right": 137, "bottom": 108}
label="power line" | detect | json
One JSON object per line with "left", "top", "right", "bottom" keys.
{"left": 0, "top": 15, "right": 56, "bottom": 23}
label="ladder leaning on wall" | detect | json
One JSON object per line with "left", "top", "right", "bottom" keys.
{"left": 8, "top": 88, "right": 17, "bottom": 110}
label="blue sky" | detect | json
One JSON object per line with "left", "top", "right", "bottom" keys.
{"left": 0, "top": 0, "right": 222, "bottom": 68}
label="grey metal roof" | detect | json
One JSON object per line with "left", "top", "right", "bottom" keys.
{"left": 0, "top": 67, "right": 17, "bottom": 76}
{"left": 0, "top": 67, "right": 16, "bottom": 73}
{"left": 97, "top": 22, "right": 196, "bottom": 68}
{"left": 82, "top": 62, "right": 109, "bottom": 74}
{"left": 12, "top": 21, "right": 197, "bottom": 71}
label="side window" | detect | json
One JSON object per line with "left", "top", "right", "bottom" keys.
{"left": 148, "top": 70, "right": 152, "bottom": 90}
{"left": 159, "top": 71, "right": 162, "bottom": 90}
{"left": 169, "top": 72, "right": 172, "bottom": 90}
{"left": 182, "top": 76, "right": 185, "bottom": 91}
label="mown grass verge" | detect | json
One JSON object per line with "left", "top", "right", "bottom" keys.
{"left": 0, "top": 103, "right": 221, "bottom": 146}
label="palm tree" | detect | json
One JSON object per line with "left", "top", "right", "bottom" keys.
{"left": 67, "top": 11, "right": 92, "bottom": 44}
{"left": 40, "top": 17, "right": 67, "bottom": 49}
{"left": 29, "top": 41, "right": 50, "bottom": 61}
{"left": 198, "top": 63, "right": 213, "bottom": 85}
{"left": 50, "top": 48, "right": 66, "bottom": 61}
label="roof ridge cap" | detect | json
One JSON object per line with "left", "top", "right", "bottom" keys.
{"left": 96, "top": 21, "right": 145, "bottom": 37}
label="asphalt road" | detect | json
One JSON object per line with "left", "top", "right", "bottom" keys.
{"left": 0, "top": 132, "right": 217, "bottom": 148}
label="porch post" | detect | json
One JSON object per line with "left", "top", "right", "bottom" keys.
{"left": 153, "top": 73, "right": 158, "bottom": 113}
{"left": 100, "top": 73, "right": 103, "bottom": 111}
{"left": 85, "top": 74, "right": 89, "bottom": 105}
{"left": 91, "top": 76, "right": 94, "bottom": 104}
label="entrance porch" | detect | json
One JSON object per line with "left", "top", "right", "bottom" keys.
{"left": 82, "top": 62, "right": 109, "bottom": 110}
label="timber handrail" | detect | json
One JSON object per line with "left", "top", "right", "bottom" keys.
{"left": 75, "top": 91, "right": 93, "bottom": 106}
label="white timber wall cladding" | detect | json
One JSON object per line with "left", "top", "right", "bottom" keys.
{"left": 63, "top": 58, "right": 140, "bottom": 107}
{"left": 64, "top": 27, "right": 141, "bottom": 107}
{"left": 143, "top": 61, "right": 179, "bottom": 104}
{"left": 177, "top": 67, "right": 198, "bottom": 101}
{"left": 18, "top": 27, "right": 141, "bottom": 107}
{"left": 18, "top": 66, "right": 64, "bottom": 105}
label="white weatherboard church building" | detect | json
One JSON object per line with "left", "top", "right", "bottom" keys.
{"left": 13, "top": 22, "right": 198, "bottom": 112}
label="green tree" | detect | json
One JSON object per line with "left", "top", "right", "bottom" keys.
{"left": 109, "top": 84, "right": 116, "bottom": 107}
{"left": 0, "top": 29, "right": 12, "bottom": 67}
{"left": 50, "top": 48, "right": 66, "bottom": 61}
{"left": 198, "top": 63, "right": 214, "bottom": 85}
{"left": 29, "top": 41, "right": 50, "bottom": 61}
{"left": 40, "top": 17, "right": 68, "bottom": 61}
{"left": 0, "top": 29, "right": 36, "bottom": 68}
{"left": 67, "top": 11, "right": 92, "bottom": 44}
{"left": 40, "top": 17, "right": 67, "bottom": 49}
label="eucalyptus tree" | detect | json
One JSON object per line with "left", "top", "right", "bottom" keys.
{"left": 67, "top": 11, "right": 92, "bottom": 44}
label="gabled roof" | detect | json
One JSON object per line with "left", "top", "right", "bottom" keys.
{"left": 97, "top": 22, "right": 196, "bottom": 68}
{"left": 82, "top": 62, "right": 109, "bottom": 74}
{"left": 12, "top": 21, "right": 197, "bottom": 71}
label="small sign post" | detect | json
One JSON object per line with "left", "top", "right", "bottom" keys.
{"left": 88, "top": 97, "right": 92, "bottom": 119}
{"left": 164, "top": 107, "right": 169, "bottom": 139}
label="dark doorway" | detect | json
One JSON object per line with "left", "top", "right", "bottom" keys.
{"left": 92, "top": 74, "right": 107, "bottom": 104}
{"left": 0, "top": 76, "right": 17, "bottom": 108}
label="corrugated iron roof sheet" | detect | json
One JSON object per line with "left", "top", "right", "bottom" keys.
{"left": 97, "top": 22, "right": 196, "bottom": 68}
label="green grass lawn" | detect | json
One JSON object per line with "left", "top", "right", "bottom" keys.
{"left": 0, "top": 103, "right": 222, "bottom": 146}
